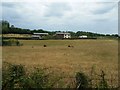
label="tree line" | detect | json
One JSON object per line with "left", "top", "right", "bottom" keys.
{"left": 1, "top": 20, "right": 119, "bottom": 38}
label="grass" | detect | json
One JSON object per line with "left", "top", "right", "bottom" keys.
{"left": 2, "top": 39, "right": 118, "bottom": 88}
{"left": 3, "top": 34, "right": 31, "bottom": 38}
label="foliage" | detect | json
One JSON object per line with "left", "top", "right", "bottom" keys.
{"left": 1, "top": 20, "right": 10, "bottom": 34}
{"left": 1, "top": 20, "right": 119, "bottom": 39}
{"left": 98, "top": 70, "right": 109, "bottom": 90}
{"left": 75, "top": 69, "right": 110, "bottom": 89}
{"left": 2, "top": 64, "right": 25, "bottom": 89}
{"left": 2, "top": 39, "right": 23, "bottom": 46}
{"left": 26, "top": 68, "right": 49, "bottom": 88}
{"left": 31, "top": 29, "right": 49, "bottom": 34}
{"left": 1, "top": 20, "right": 31, "bottom": 34}
{"left": 2, "top": 62, "right": 115, "bottom": 89}
{"left": 2, "top": 63, "right": 51, "bottom": 90}
{"left": 75, "top": 72, "right": 89, "bottom": 89}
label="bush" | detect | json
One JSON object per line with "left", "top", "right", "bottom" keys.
{"left": 27, "top": 68, "right": 48, "bottom": 88}
{"left": 2, "top": 64, "right": 25, "bottom": 89}
{"left": 2, "top": 63, "right": 51, "bottom": 89}
{"left": 75, "top": 72, "right": 89, "bottom": 89}
{"left": 98, "top": 70, "right": 109, "bottom": 90}
{"left": 75, "top": 70, "right": 110, "bottom": 89}
{"left": 2, "top": 39, "right": 23, "bottom": 46}
{"left": 2, "top": 63, "right": 113, "bottom": 89}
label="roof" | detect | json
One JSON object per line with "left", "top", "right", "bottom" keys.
{"left": 33, "top": 33, "right": 48, "bottom": 35}
{"left": 32, "top": 35, "right": 41, "bottom": 37}
{"left": 56, "top": 32, "right": 70, "bottom": 35}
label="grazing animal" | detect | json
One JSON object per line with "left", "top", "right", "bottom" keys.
{"left": 43, "top": 45, "right": 47, "bottom": 47}
{"left": 68, "top": 45, "right": 71, "bottom": 47}
{"left": 32, "top": 46, "right": 34, "bottom": 48}
{"left": 68, "top": 45, "right": 74, "bottom": 48}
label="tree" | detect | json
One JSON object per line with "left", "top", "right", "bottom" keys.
{"left": 1, "top": 20, "right": 10, "bottom": 34}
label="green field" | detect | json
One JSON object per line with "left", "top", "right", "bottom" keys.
{"left": 2, "top": 40, "right": 118, "bottom": 88}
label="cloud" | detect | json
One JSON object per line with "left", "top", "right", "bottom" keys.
{"left": 2, "top": 2, "right": 24, "bottom": 23}
{"left": 91, "top": 2, "right": 117, "bottom": 14}
{"left": 44, "top": 2, "right": 71, "bottom": 17}
{"left": 1, "top": 0, "right": 119, "bottom": 2}
{"left": 2, "top": 2, "right": 17, "bottom": 8}
{"left": 1, "top": 1, "right": 118, "bottom": 34}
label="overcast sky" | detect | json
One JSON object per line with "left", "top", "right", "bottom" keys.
{"left": 1, "top": 0, "right": 119, "bottom": 34}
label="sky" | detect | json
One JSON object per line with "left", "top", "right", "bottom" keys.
{"left": 1, "top": 0, "right": 119, "bottom": 34}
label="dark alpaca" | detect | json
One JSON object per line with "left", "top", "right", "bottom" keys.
{"left": 43, "top": 45, "right": 47, "bottom": 47}
{"left": 68, "top": 45, "right": 74, "bottom": 48}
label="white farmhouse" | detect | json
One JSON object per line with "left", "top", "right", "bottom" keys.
{"left": 55, "top": 32, "right": 71, "bottom": 39}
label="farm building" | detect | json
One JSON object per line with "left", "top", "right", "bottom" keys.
{"left": 79, "top": 35, "right": 88, "bottom": 38}
{"left": 32, "top": 33, "right": 49, "bottom": 39}
{"left": 55, "top": 32, "right": 71, "bottom": 39}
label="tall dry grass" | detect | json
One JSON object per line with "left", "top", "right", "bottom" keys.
{"left": 2, "top": 40, "right": 118, "bottom": 88}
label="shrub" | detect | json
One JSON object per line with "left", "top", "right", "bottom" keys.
{"left": 2, "top": 63, "right": 51, "bottom": 89}
{"left": 75, "top": 72, "right": 89, "bottom": 89}
{"left": 98, "top": 70, "right": 109, "bottom": 90}
{"left": 2, "top": 63, "right": 113, "bottom": 89}
{"left": 75, "top": 69, "right": 109, "bottom": 89}
{"left": 2, "top": 39, "right": 23, "bottom": 46}
{"left": 23, "top": 68, "right": 49, "bottom": 88}
{"left": 2, "top": 64, "right": 25, "bottom": 89}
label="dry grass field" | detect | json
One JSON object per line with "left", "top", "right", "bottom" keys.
{"left": 2, "top": 34, "right": 31, "bottom": 37}
{"left": 2, "top": 39, "right": 118, "bottom": 87}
